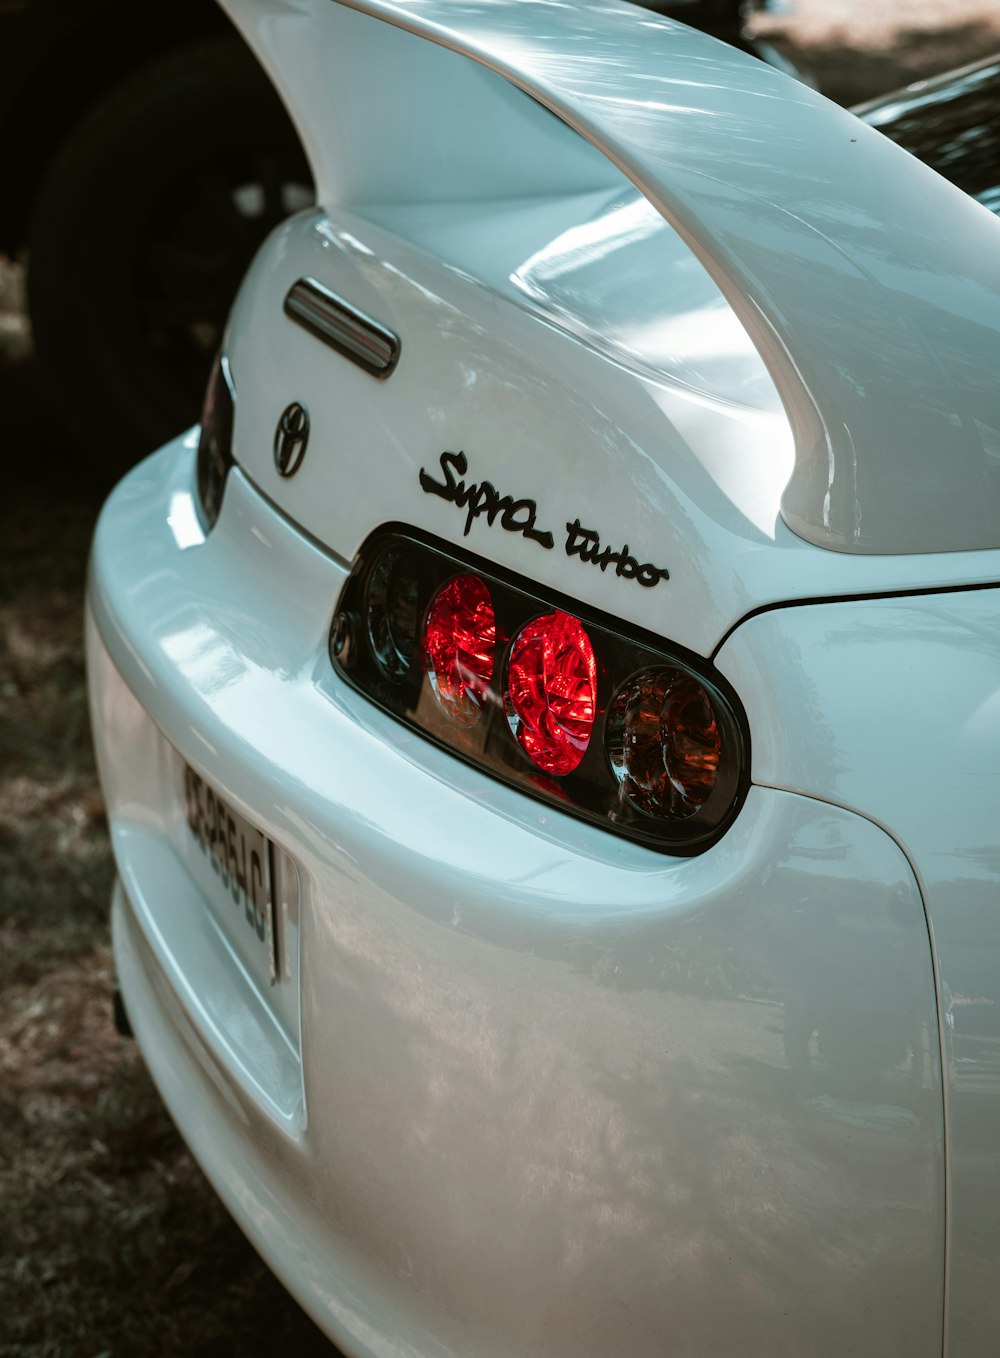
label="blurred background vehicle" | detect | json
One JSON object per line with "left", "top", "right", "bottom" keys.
{"left": 8, "top": 0, "right": 999, "bottom": 474}
{"left": 0, "top": 0, "right": 312, "bottom": 472}
{"left": 0, "top": 0, "right": 797, "bottom": 473}
{"left": 855, "top": 51, "right": 1000, "bottom": 214}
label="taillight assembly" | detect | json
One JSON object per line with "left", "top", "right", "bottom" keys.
{"left": 330, "top": 530, "right": 748, "bottom": 853}
{"left": 194, "top": 353, "right": 236, "bottom": 532}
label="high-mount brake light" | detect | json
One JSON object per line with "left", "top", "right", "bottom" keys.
{"left": 506, "top": 612, "right": 596, "bottom": 775}
{"left": 423, "top": 574, "right": 496, "bottom": 727}
{"left": 331, "top": 530, "right": 748, "bottom": 854}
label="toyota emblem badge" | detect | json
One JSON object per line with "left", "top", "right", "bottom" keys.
{"left": 274, "top": 402, "right": 310, "bottom": 477}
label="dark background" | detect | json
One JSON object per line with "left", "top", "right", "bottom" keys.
{"left": 3, "top": 2, "right": 1000, "bottom": 1354}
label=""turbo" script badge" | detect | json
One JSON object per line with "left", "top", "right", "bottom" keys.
{"left": 564, "top": 519, "right": 669, "bottom": 588}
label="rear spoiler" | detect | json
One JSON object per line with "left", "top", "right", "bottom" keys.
{"left": 222, "top": 0, "right": 1000, "bottom": 555}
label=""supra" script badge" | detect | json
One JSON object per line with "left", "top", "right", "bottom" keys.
{"left": 419, "top": 451, "right": 554, "bottom": 549}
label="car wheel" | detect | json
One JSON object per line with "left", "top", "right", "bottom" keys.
{"left": 26, "top": 34, "right": 313, "bottom": 477}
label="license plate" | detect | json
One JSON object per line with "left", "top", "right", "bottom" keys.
{"left": 183, "top": 763, "right": 278, "bottom": 983}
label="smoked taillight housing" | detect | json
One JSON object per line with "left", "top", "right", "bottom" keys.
{"left": 331, "top": 530, "right": 748, "bottom": 854}
{"left": 194, "top": 353, "right": 235, "bottom": 532}
{"left": 366, "top": 543, "right": 421, "bottom": 681}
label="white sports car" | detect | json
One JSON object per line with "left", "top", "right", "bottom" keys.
{"left": 87, "top": 1, "right": 1000, "bottom": 1354}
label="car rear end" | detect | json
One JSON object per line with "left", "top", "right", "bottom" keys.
{"left": 87, "top": 1, "right": 1000, "bottom": 1354}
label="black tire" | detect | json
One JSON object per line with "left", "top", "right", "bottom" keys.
{"left": 27, "top": 35, "right": 312, "bottom": 476}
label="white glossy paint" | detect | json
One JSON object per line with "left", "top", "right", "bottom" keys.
{"left": 89, "top": 442, "right": 945, "bottom": 1356}
{"left": 84, "top": 2, "right": 1000, "bottom": 1351}
{"left": 225, "top": 203, "right": 1000, "bottom": 660}
{"left": 224, "top": 0, "right": 1000, "bottom": 556}
{"left": 717, "top": 589, "right": 1000, "bottom": 1358}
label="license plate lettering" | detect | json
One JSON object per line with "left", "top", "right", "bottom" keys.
{"left": 248, "top": 845, "right": 267, "bottom": 941}
{"left": 184, "top": 765, "right": 274, "bottom": 962}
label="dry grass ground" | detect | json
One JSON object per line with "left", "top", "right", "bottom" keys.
{"left": 753, "top": 0, "right": 1000, "bottom": 103}
{"left": 3, "top": 4, "right": 1000, "bottom": 1355}
{"left": 1, "top": 483, "right": 332, "bottom": 1354}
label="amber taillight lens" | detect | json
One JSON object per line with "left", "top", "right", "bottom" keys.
{"left": 330, "top": 529, "right": 747, "bottom": 854}
{"left": 606, "top": 669, "right": 722, "bottom": 817}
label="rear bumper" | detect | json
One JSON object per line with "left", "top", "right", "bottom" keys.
{"left": 88, "top": 437, "right": 946, "bottom": 1358}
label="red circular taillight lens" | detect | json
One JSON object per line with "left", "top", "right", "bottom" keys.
{"left": 505, "top": 611, "right": 597, "bottom": 775}
{"left": 422, "top": 574, "right": 496, "bottom": 726}
{"left": 606, "top": 668, "right": 722, "bottom": 818}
